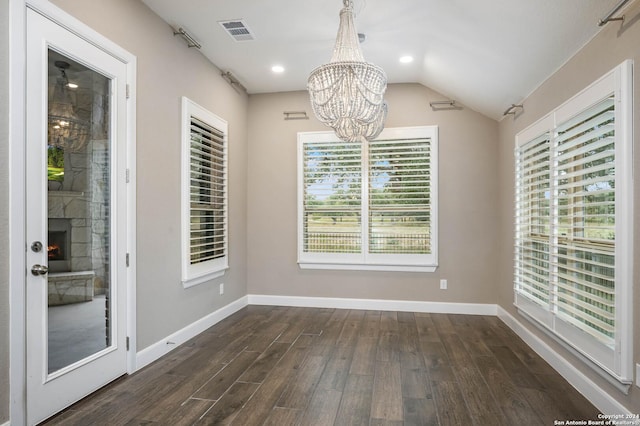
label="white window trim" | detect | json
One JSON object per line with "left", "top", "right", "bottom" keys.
{"left": 514, "top": 60, "right": 633, "bottom": 385}
{"left": 297, "top": 126, "right": 438, "bottom": 272}
{"left": 181, "top": 97, "right": 229, "bottom": 287}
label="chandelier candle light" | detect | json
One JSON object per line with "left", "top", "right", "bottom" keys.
{"left": 308, "top": 0, "right": 388, "bottom": 142}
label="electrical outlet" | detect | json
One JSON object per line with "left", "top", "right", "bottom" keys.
{"left": 440, "top": 279, "right": 447, "bottom": 290}
{"left": 219, "top": 283, "right": 224, "bottom": 295}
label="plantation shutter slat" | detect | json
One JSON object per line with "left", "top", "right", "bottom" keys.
{"left": 368, "top": 138, "right": 431, "bottom": 255}
{"left": 555, "top": 126, "right": 613, "bottom": 156}
{"left": 189, "top": 116, "right": 227, "bottom": 265}
{"left": 550, "top": 96, "right": 616, "bottom": 346}
{"left": 556, "top": 98, "right": 615, "bottom": 135}
{"left": 515, "top": 131, "right": 551, "bottom": 307}
{"left": 300, "top": 133, "right": 434, "bottom": 258}
{"left": 302, "top": 141, "right": 362, "bottom": 254}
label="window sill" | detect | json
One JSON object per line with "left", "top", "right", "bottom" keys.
{"left": 182, "top": 267, "right": 227, "bottom": 289}
{"left": 298, "top": 262, "right": 437, "bottom": 273}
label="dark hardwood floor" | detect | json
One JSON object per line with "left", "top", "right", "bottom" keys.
{"left": 42, "top": 305, "right": 600, "bottom": 425}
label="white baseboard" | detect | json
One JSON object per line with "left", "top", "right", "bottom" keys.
{"left": 1, "top": 421, "right": 9, "bottom": 426}
{"left": 247, "top": 294, "right": 498, "bottom": 315}
{"left": 497, "top": 306, "right": 632, "bottom": 415}
{"left": 135, "top": 296, "right": 248, "bottom": 371}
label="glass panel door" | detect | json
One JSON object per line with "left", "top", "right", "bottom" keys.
{"left": 46, "top": 50, "right": 112, "bottom": 373}
{"left": 26, "top": 7, "right": 130, "bottom": 424}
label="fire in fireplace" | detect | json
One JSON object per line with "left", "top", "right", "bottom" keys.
{"left": 48, "top": 232, "right": 66, "bottom": 261}
{"left": 48, "top": 218, "right": 71, "bottom": 272}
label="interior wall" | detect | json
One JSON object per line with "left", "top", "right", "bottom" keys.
{"left": 247, "top": 83, "right": 500, "bottom": 303}
{"left": 497, "top": 1, "right": 640, "bottom": 412}
{"left": 0, "top": 0, "right": 10, "bottom": 421}
{"left": 50, "top": 0, "right": 249, "bottom": 350}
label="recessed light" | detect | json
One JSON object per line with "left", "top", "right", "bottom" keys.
{"left": 271, "top": 65, "right": 285, "bottom": 73}
{"left": 399, "top": 55, "right": 414, "bottom": 64}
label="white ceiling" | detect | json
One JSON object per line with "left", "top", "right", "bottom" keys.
{"left": 142, "top": 0, "right": 621, "bottom": 120}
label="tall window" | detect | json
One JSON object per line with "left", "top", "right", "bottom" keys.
{"left": 298, "top": 126, "right": 438, "bottom": 272}
{"left": 181, "top": 97, "right": 228, "bottom": 287}
{"left": 514, "top": 61, "right": 633, "bottom": 384}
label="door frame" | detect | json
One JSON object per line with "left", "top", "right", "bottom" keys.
{"left": 9, "top": 0, "right": 137, "bottom": 424}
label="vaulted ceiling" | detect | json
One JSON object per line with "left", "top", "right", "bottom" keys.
{"left": 142, "top": 0, "right": 623, "bottom": 120}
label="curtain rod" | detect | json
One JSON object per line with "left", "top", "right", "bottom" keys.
{"left": 173, "top": 27, "right": 201, "bottom": 49}
{"left": 429, "top": 100, "right": 462, "bottom": 111}
{"left": 283, "top": 111, "right": 309, "bottom": 120}
{"left": 221, "top": 71, "right": 247, "bottom": 93}
{"left": 598, "top": 0, "right": 630, "bottom": 26}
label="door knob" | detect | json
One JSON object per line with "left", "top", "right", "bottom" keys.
{"left": 31, "top": 264, "right": 49, "bottom": 276}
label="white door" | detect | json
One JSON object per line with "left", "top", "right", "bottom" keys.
{"left": 25, "top": 8, "right": 129, "bottom": 425}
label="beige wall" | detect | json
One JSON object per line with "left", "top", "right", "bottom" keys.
{"left": 50, "top": 0, "right": 249, "bottom": 349}
{"left": 247, "top": 84, "right": 500, "bottom": 303}
{"left": 0, "top": 0, "right": 9, "bottom": 420}
{"left": 497, "top": 1, "right": 640, "bottom": 412}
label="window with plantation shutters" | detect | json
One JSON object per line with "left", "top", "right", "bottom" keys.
{"left": 298, "top": 126, "right": 438, "bottom": 272}
{"left": 514, "top": 61, "right": 633, "bottom": 385}
{"left": 181, "top": 97, "right": 228, "bottom": 287}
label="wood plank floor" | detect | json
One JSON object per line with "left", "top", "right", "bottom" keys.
{"left": 42, "top": 305, "right": 600, "bottom": 425}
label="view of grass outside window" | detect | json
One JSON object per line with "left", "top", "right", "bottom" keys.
{"left": 298, "top": 126, "right": 437, "bottom": 271}
{"left": 48, "top": 146, "right": 64, "bottom": 182}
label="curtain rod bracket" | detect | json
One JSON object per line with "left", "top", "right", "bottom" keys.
{"left": 598, "top": 0, "right": 630, "bottom": 26}
{"left": 284, "top": 111, "right": 309, "bottom": 120}
{"left": 599, "top": 16, "right": 625, "bottom": 26}
{"left": 221, "top": 71, "right": 247, "bottom": 93}
{"left": 429, "top": 100, "right": 462, "bottom": 111}
{"left": 503, "top": 104, "right": 524, "bottom": 116}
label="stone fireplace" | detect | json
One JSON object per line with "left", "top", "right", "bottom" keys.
{"left": 47, "top": 143, "right": 110, "bottom": 305}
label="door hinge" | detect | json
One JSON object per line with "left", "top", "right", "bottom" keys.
{"left": 126, "top": 336, "right": 130, "bottom": 351}
{"left": 126, "top": 168, "right": 130, "bottom": 183}
{"left": 126, "top": 84, "right": 130, "bottom": 99}
{"left": 126, "top": 253, "right": 130, "bottom": 267}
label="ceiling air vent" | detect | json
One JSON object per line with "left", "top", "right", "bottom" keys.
{"left": 218, "top": 20, "right": 255, "bottom": 42}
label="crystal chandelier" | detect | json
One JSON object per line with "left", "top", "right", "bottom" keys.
{"left": 48, "top": 61, "right": 90, "bottom": 152}
{"left": 308, "top": 0, "right": 387, "bottom": 142}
